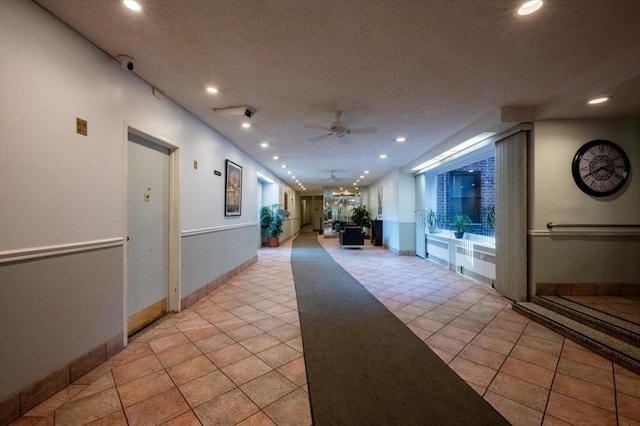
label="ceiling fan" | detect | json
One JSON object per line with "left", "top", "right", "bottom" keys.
{"left": 305, "top": 110, "right": 377, "bottom": 142}
{"left": 322, "top": 170, "right": 349, "bottom": 182}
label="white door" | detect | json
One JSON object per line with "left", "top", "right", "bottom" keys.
{"left": 127, "top": 133, "right": 170, "bottom": 334}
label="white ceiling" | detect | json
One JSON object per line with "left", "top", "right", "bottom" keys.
{"left": 34, "top": 0, "right": 640, "bottom": 193}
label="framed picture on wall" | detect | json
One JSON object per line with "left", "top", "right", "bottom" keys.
{"left": 225, "top": 160, "right": 242, "bottom": 216}
{"left": 284, "top": 192, "right": 289, "bottom": 211}
{"left": 377, "top": 186, "right": 383, "bottom": 218}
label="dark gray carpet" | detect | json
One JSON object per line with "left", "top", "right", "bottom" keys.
{"left": 291, "top": 232, "right": 510, "bottom": 425}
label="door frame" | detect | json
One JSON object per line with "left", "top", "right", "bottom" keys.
{"left": 122, "top": 122, "right": 181, "bottom": 346}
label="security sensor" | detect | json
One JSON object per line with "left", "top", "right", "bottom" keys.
{"left": 117, "top": 55, "right": 136, "bottom": 71}
{"left": 212, "top": 105, "right": 257, "bottom": 119}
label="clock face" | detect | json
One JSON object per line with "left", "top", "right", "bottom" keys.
{"left": 571, "top": 140, "right": 630, "bottom": 197}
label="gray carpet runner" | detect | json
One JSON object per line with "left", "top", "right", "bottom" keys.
{"left": 291, "top": 232, "right": 509, "bottom": 425}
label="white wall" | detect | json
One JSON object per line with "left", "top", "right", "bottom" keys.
{"left": 0, "top": 0, "right": 298, "bottom": 403}
{"left": 530, "top": 118, "right": 640, "bottom": 289}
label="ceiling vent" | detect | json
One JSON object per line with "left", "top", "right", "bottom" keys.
{"left": 212, "top": 105, "right": 256, "bottom": 119}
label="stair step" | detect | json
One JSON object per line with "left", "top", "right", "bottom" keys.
{"left": 512, "top": 302, "right": 640, "bottom": 375}
{"left": 534, "top": 295, "right": 640, "bottom": 348}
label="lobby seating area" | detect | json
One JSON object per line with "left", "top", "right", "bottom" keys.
{"left": 339, "top": 226, "right": 365, "bottom": 248}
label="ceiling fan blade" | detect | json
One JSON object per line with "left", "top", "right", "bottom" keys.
{"left": 304, "top": 123, "right": 330, "bottom": 130}
{"left": 349, "top": 127, "right": 378, "bottom": 135}
{"left": 306, "top": 133, "right": 333, "bottom": 142}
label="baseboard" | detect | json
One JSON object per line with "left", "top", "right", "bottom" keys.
{"left": 0, "top": 332, "right": 124, "bottom": 426}
{"left": 181, "top": 255, "right": 258, "bottom": 310}
{"left": 536, "top": 283, "right": 640, "bottom": 296}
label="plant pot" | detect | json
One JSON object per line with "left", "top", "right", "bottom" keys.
{"left": 428, "top": 226, "right": 437, "bottom": 233}
{"left": 454, "top": 231, "right": 465, "bottom": 239}
{"left": 267, "top": 237, "right": 279, "bottom": 247}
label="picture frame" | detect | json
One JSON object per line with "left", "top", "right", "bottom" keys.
{"left": 225, "top": 160, "right": 242, "bottom": 216}
{"left": 284, "top": 192, "right": 289, "bottom": 211}
{"left": 377, "top": 186, "right": 383, "bottom": 217}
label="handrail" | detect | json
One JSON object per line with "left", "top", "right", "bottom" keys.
{"left": 546, "top": 222, "right": 640, "bottom": 230}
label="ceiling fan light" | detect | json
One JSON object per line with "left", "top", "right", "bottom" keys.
{"left": 517, "top": 0, "right": 543, "bottom": 16}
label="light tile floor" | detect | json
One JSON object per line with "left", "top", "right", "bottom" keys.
{"left": 11, "top": 235, "right": 640, "bottom": 425}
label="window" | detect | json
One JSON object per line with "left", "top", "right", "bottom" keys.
{"left": 436, "top": 157, "right": 495, "bottom": 236}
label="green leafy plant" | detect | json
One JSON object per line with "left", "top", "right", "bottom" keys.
{"left": 486, "top": 204, "right": 495, "bottom": 230}
{"left": 260, "top": 204, "right": 290, "bottom": 238}
{"left": 452, "top": 214, "right": 472, "bottom": 237}
{"left": 351, "top": 203, "right": 372, "bottom": 229}
{"left": 427, "top": 208, "right": 437, "bottom": 229}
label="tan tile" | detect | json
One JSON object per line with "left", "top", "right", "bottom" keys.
{"left": 227, "top": 325, "right": 264, "bottom": 342}
{"left": 148, "top": 332, "right": 190, "bottom": 354}
{"left": 500, "top": 357, "right": 555, "bottom": 389}
{"left": 551, "top": 372, "right": 615, "bottom": 412}
{"left": 457, "top": 344, "right": 506, "bottom": 370}
{"left": 488, "top": 372, "right": 549, "bottom": 412}
{"left": 193, "top": 333, "right": 236, "bottom": 353}
{"left": 556, "top": 358, "right": 614, "bottom": 389}
{"left": 240, "top": 334, "right": 281, "bottom": 354}
{"left": 181, "top": 324, "right": 222, "bottom": 342}
{"left": 240, "top": 371, "right": 297, "bottom": 408}
{"left": 125, "top": 388, "right": 190, "bottom": 426}
{"left": 156, "top": 342, "right": 203, "bottom": 368}
{"left": 409, "top": 316, "right": 447, "bottom": 332}
{"left": 481, "top": 325, "right": 522, "bottom": 343}
{"left": 541, "top": 414, "right": 574, "bottom": 426}
{"left": 517, "top": 335, "right": 563, "bottom": 356}
{"left": 618, "top": 392, "right": 640, "bottom": 422}
{"left": 252, "top": 317, "right": 288, "bottom": 332}
{"left": 263, "top": 388, "right": 311, "bottom": 426}
{"left": 166, "top": 355, "right": 217, "bottom": 386}
{"left": 85, "top": 410, "right": 127, "bottom": 425}
{"left": 256, "top": 344, "right": 301, "bottom": 369}
{"left": 425, "top": 333, "right": 466, "bottom": 355}
{"left": 111, "top": 354, "right": 163, "bottom": 385}
{"left": 235, "top": 411, "right": 277, "bottom": 426}
{"left": 160, "top": 410, "right": 202, "bottom": 425}
{"left": 617, "top": 373, "right": 640, "bottom": 398}
{"left": 284, "top": 336, "right": 304, "bottom": 352}
{"left": 117, "top": 370, "right": 175, "bottom": 408}
{"left": 437, "top": 324, "right": 478, "bottom": 343}
{"left": 509, "top": 344, "right": 560, "bottom": 370}
{"left": 71, "top": 373, "right": 115, "bottom": 402}
{"left": 448, "top": 316, "right": 486, "bottom": 333}
{"left": 23, "top": 385, "right": 85, "bottom": 417}
{"left": 615, "top": 363, "right": 640, "bottom": 379}
{"left": 206, "top": 343, "right": 252, "bottom": 368}
{"left": 55, "top": 388, "right": 121, "bottom": 425}
{"left": 523, "top": 322, "right": 564, "bottom": 344}
{"left": 546, "top": 391, "right": 616, "bottom": 426}
{"left": 194, "top": 389, "right": 259, "bottom": 425}
{"left": 448, "top": 357, "right": 497, "bottom": 388}
{"left": 276, "top": 358, "right": 307, "bottom": 387}
{"left": 619, "top": 416, "right": 640, "bottom": 426}
{"left": 178, "top": 370, "right": 236, "bottom": 408}
{"left": 406, "top": 324, "right": 435, "bottom": 341}
{"left": 222, "top": 356, "right": 273, "bottom": 386}
{"left": 484, "top": 391, "right": 543, "bottom": 426}
{"left": 470, "top": 334, "right": 514, "bottom": 355}
{"left": 560, "top": 344, "right": 612, "bottom": 371}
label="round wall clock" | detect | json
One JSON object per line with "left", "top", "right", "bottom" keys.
{"left": 571, "top": 139, "right": 630, "bottom": 197}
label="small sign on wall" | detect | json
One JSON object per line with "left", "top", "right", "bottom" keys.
{"left": 76, "top": 118, "right": 87, "bottom": 136}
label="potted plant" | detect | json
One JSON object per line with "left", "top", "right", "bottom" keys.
{"left": 350, "top": 203, "right": 372, "bottom": 233}
{"left": 260, "top": 204, "right": 290, "bottom": 247}
{"left": 486, "top": 204, "right": 495, "bottom": 232}
{"left": 452, "top": 214, "right": 471, "bottom": 239}
{"left": 427, "top": 208, "right": 438, "bottom": 233}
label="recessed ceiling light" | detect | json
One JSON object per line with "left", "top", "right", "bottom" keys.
{"left": 281, "top": 164, "right": 286, "bottom": 168}
{"left": 360, "top": 175, "right": 364, "bottom": 179}
{"left": 379, "top": 154, "right": 387, "bottom": 159}
{"left": 287, "top": 171, "right": 291, "bottom": 174}
{"left": 123, "top": 0, "right": 142, "bottom": 11}
{"left": 364, "top": 170, "right": 369, "bottom": 174}
{"left": 273, "top": 156, "right": 279, "bottom": 160}
{"left": 353, "top": 183, "right": 357, "bottom": 186}
{"left": 242, "top": 122, "right": 250, "bottom": 128}
{"left": 292, "top": 176, "right": 296, "bottom": 179}
{"left": 588, "top": 96, "right": 610, "bottom": 105}
{"left": 340, "top": 187, "right": 343, "bottom": 190}
{"left": 517, "top": 0, "right": 543, "bottom": 16}
{"left": 260, "top": 143, "right": 268, "bottom": 148}
{"left": 356, "top": 180, "right": 360, "bottom": 182}
{"left": 206, "top": 87, "right": 218, "bottom": 94}
{"left": 396, "top": 137, "right": 406, "bottom": 142}
{"left": 296, "top": 180, "right": 299, "bottom": 183}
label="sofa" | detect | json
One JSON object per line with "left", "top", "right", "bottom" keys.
{"left": 339, "top": 226, "right": 365, "bottom": 248}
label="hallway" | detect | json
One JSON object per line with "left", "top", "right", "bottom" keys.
{"left": 11, "top": 236, "right": 640, "bottom": 425}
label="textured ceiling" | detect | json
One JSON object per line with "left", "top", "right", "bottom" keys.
{"left": 34, "top": 0, "right": 640, "bottom": 193}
